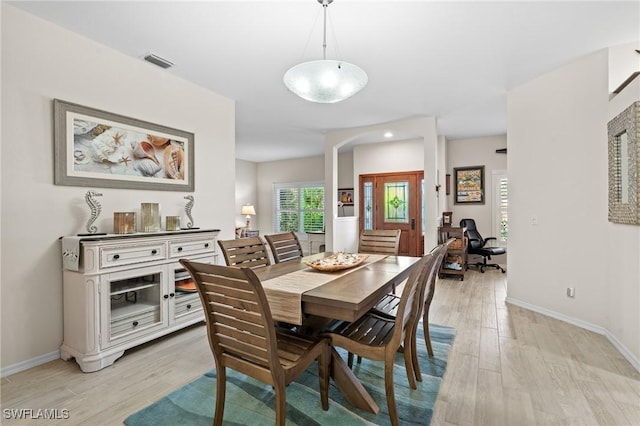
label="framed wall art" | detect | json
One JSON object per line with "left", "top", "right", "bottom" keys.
{"left": 454, "top": 165, "right": 485, "bottom": 204}
{"left": 54, "top": 99, "right": 194, "bottom": 191}
{"left": 338, "top": 188, "right": 354, "bottom": 205}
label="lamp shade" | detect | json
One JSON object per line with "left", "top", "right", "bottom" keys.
{"left": 283, "top": 60, "right": 368, "bottom": 103}
{"left": 241, "top": 205, "right": 256, "bottom": 216}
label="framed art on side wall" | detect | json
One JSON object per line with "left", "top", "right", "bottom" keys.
{"left": 338, "top": 188, "right": 354, "bottom": 205}
{"left": 54, "top": 99, "right": 195, "bottom": 191}
{"left": 454, "top": 166, "right": 485, "bottom": 204}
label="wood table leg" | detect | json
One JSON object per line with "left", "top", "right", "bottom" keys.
{"left": 329, "top": 347, "right": 379, "bottom": 414}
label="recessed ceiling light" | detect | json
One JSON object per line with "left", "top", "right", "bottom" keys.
{"left": 384, "top": 132, "right": 393, "bottom": 138}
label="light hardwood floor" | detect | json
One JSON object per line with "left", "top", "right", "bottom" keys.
{"left": 1, "top": 269, "right": 638, "bottom": 425}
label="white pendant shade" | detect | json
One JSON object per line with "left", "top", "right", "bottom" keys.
{"left": 283, "top": 60, "right": 368, "bottom": 103}
{"left": 283, "top": 0, "right": 367, "bottom": 104}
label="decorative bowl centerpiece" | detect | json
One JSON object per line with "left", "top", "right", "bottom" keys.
{"left": 304, "top": 252, "right": 368, "bottom": 272}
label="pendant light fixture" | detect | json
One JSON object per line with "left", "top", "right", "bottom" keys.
{"left": 283, "top": 0, "right": 368, "bottom": 103}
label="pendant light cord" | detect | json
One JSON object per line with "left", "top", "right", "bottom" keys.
{"left": 322, "top": 1, "right": 328, "bottom": 60}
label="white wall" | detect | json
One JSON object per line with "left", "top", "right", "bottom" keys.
{"left": 447, "top": 135, "right": 507, "bottom": 231}
{"left": 437, "top": 135, "right": 448, "bottom": 215}
{"left": 235, "top": 159, "right": 258, "bottom": 229}
{"left": 256, "top": 156, "right": 325, "bottom": 235}
{"left": 507, "top": 45, "right": 639, "bottom": 367}
{"left": 447, "top": 135, "right": 507, "bottom": 265}
{"left": 255, "top": 153, "right": 354, "bottom": 235}
{"left": 354, "top": 139, "right": 425, "bottom": 175}
{"left": 606, "top": 43, "right": 640, "bottom": 368}
{"left": 337, "top": 151, "right": 355, "bottom": 217}
{"left": 350, "top": 133, "right": 442, "bottom": 251}
{"left": 1, "top": 5, "right": 236, "bottom": 371}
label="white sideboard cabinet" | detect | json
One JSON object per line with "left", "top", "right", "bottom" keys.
{"left": 60, "top": 229, "right": 219, "bottom": 372}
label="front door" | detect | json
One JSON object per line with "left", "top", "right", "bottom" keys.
{"left": 359, "top": 171, "right": 424, "bottom": 256}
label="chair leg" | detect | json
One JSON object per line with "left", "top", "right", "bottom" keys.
{"left": 403, "top": 334, "right": 417, "bottom": 390}
{"left": 384, "top": 356, "right": 400, "bottom": 426}
{"left": 318, "top": 344, "right": 329, "bottom": 411}
{"left": 214, "top": 366, "right": 226, "bottom": 426}
{"left": 347, "top": 352, "right": 354, "bottom": 368}
{"left": 481, "top": 256, "right": 506, "bottom": 273}
{"left": 274, "top": 381, "right": 287, "bottom": 426}
{"left": 423, "top": 311, "right": 434, "bottom": 357}
{"left": 409, "top": 321, "right": 422, "bottom": 382}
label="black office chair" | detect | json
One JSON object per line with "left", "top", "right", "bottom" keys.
{"left": 459, "top": 218, "right": 506, "bottom": 273}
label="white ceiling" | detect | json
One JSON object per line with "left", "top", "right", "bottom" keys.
{"left": 10, "top": 1, "right": 639, "bottom": 162}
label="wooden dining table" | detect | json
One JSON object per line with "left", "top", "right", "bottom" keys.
{"left": 253, "top": 252, "right": 422, "bottom": 414}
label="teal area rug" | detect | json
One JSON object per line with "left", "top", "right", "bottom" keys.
{"left": 124, "top": 323, "right": 455, "bottom": 426}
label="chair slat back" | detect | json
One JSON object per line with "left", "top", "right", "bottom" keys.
{"left": 264, "top": 232, "right": 304, "bottom": 263}
{"left": 218, "top": 237, "right": 271, "bottom": 269}
{"left": 358, "top": 229, "right": 401, "bottom": 255}
{"left": 414, "top": 243, "right": 449, "bottom": 318}
{"left": 180, "top": 260, "right": 280, "bottom": 378}
{"left": 390, "top": 254, "right": 433, "bottom": 346}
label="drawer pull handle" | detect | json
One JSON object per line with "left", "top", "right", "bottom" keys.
{"left": 151, "top": 249, "right": 158, "bottom": 255}
{"left": 186, "top": 304, "right": 192, "bottom": 310}
{"left": 113, "top": 254, "right": 120, "bottom": 260}
{"left": 177, "top": 247, "right": 183, "bottom": 252}
{"left": 204, "top": 243, "right": 210, "bottom": 248}
{"left": 164, "top": 294, "right": 169, "bottom": 299}
{"left": 132, "top": 321, "right": 139, "bottom": 327}
{"left": 170, "top": 293, "right": 175, "bottom": 298}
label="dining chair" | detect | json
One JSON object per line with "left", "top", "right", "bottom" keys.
{"left": 358, "top": 229, "right": 402, "bottom": 294}
{"left": 369, "top": 241, "right": 451, "bottom": 381}
{"left": 217, "top": 236, "right": 271, "bottom": 269}
{"left": 320, "top": 254, "right": 431, "bottom": 426}
{"left": 358, "top": 229, "right": 402, "bottom": 255}
{"left": 264, "top": 232, "right": 304, "bottom": 263}
{"left": 179, "top": 260, "right": 330, "bottom": 426}
{"left": 408, "top": 241, "right": 450, "bottom": 379}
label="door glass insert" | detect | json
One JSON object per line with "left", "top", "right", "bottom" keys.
{"left": 364, "top": 181, "right": 373, "bottom": 230}
{"left": 384, "top": 181, "right": 409, "bottom": 223}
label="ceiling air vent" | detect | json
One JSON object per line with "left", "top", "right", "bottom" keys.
{"left": 143, "top": 53, "right": 174, "bottom": 69}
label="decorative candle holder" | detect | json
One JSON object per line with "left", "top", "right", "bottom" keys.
{"left": 166, "top": 216, "right": 181, "bottom": 231}
{"left": 114, "top": 212, "right": 136, "bottom": 234}
{"left": 140, "top": 203, "right": 161, "bottom": 232}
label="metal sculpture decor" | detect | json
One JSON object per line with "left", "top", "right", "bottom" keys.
{"left": 79, "top": 190, "right": 106, "bottom": 236}
{"left": 184, "top": 195, "right": 198, "bottom": 229}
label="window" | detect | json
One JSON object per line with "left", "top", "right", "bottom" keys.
{"left": 492, "top": 171, "right": 508, "bottom": 245}
{"left": 274, "top": 182, "right": 324, "bottom": 233}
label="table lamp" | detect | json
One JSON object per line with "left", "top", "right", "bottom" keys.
{"left": 241, "top": 204, "right": 256, "bottom": 229}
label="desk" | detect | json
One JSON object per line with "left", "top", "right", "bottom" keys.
{"left": 254, "top": 253, "right": 421, "bottom": 414}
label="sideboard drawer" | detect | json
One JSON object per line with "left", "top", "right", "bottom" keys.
{"left": 110, "top": 306, "right": 161, "bottom": 339}
{"left": 169, "top": 238, "right": 215, "bottom": 258}
{"left": 100, "top": 243, "right": 166, "bottom": 269}
{"left": 175, "top": 293, "right": 202, "bottom": 317}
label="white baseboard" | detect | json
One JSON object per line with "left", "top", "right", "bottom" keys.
{"left": 506, "top": 297, "right": 639, "bottom": 373}
{"left": 1, "top": 350, "right": 60, "bottom": 378}
{"left": 4, "top": 299, "right": 639, "bottom": 377}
